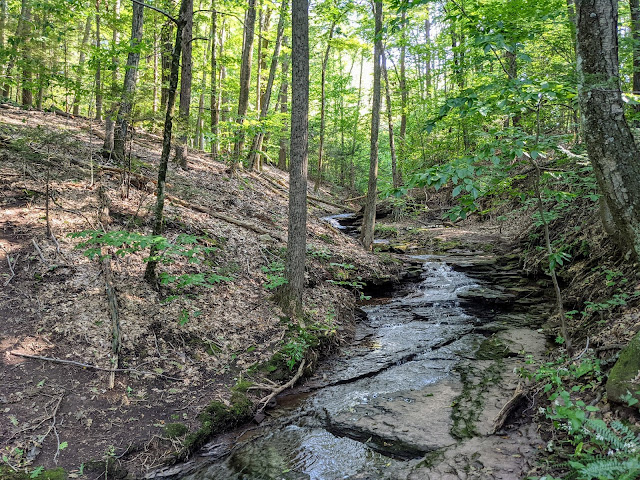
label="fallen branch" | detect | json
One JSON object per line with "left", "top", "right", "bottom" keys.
{"left": 165, "top": 194, "right": 283, "bottom": 240}
{"left": 1, "top": 244, "right": 17, "bottom": 285}
{"left": 490, "top": 382, "right": 526, "bottom": 434}
{"left": 9, "top": 352, "right": 182, "bottom": 381}
{"left": 102, "top": 255, "right": 121, "bottom": 389}
{"left": 31, "top": 239, "right": 47, "bottom": 264}
{"left": 257, "top": 359, "right": 306, "bottom": 413}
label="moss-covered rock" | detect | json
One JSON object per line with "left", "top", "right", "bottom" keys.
{"left": 476, "top": 337, "right": 512, "bottom": 360}
{"left": 606, "top": 331, "right": 640, "bottom": 404}
{"left": 164, "top": 422, "right": 189, "bottom": 439}
{"left": 0, "top": 467, "right": 67, "bottom": 480}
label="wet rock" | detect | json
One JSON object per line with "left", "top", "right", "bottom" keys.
{"left": 326, "top": 381, "right": 459, "bottom": 459}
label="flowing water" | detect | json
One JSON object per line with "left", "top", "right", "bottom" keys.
{"left": 179, "top": 255, "right": 543, "bottom": 480}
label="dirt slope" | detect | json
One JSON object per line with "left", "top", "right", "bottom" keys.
{"left": 0, "top": 108, "right": 397, "bottom": 478}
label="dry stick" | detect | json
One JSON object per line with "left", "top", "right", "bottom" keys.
{"left": 1, "top": 245, "right": 16, "bottom": 286}
{"left": 490, "top": 382, "right": 526, "bottom": 434}
{"left": 45, "top": 167, "right": 51, "bottom": 237}
{"left": 257, "top": 359, "right": 306, "bottom": 413}
{"left": 31, "top": 239, "right": 47, "bottom": 263}
{"left": 9, "top": 352, "right": 182, "bottom": 381}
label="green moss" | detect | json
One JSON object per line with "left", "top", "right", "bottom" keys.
{"left": 164, "top": 423, "right": 189, "bottom": 439}
{"left": 0, "top": 467, "right": 67, "bottom": 480}
{"left": 178, "top": 392, "right": 253, "bottom": 461}
{"left": 476, "top": 337, "right": 511, "bottom": 360}
{"left": 606, "top": 330, "right": 640, "bottom": 404}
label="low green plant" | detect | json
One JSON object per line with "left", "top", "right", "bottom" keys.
{"left": 261, "top": 261, "right": 288, "bottom": 290}
{"left": 523, "top": 356, "right": 640, "bottom": 480}
{"left": 70, "top": 230, "right": 231, "bottom": 324}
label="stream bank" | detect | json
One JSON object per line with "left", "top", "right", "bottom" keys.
{"left": 149, "top": 216, "right": 553, "bottom": 480}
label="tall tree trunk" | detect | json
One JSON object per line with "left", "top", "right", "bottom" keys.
{"left": 382, "top": 50, "right": 401, "bottom": 189}
{"left": 349, "top": 51, "right": 364, "bottom": 190}
{"left": 399, "top": 10, "right": 407, "bottom": 145}
{"left": 314, "top": 21, "right": 336, "bottom": 192}
{"left": 248, "top": 0, "right": 286, "bottom": 170}
{"left": 19, "top": 0, "right": 32, "bottom": 107}
{"left": 160, "top": 20, "right": 173, "bottom": 109}
{"left": 152, "top": 20, "right": 159, "bottom": 115}
{"left": 256, "top": 1, "right": 263, "bottom": 112}
{"left": 145, "top": 0, "right": 188, "bottom": 283}
{"left": 283, "top": 0, "right": 308, "bottom": 315}
{"left": 361, "top": 0, "right": 382, "bottom": 251}
{"left": 425, "top": 12, "right": 431, "bottom": 97}
{"left": 174, "top": 0, "right": 193, "bottom": 168}
{"left": 0, "top": 0, "right": 10, "bottom": 97}
{"left": 104, "top": 0, "right": 121, "bottom": 152}
{"left": 95, "top": 1, "right": 103, "bottom": 120}
{"left": 576, "top": 0, "right": 640, "bottom": 258}
{"left": 210, "top": 5, "right": 219, "bottom": 158}
{"left": 631, "top": 0, "right": 640, "bottom": 118}
{"left": 196, "top": 23, "right": 211, "bottom": 151}
{"left": 277, "top": 36, "right": 289, "bottom": 171}
{"left": 113, "top": 0, "right": 144, "bottom": 162}
{"left": 73, "top": 15, "right": 92, "bottom": 116}
{"left": 233, "top": 0, "right": 257, "bottom": 168}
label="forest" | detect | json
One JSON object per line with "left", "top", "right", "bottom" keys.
{"left": 2, "top": 0, "right": 640, "bottom": 478}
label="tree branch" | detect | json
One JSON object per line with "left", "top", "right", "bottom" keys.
{"left": 131, "top": 0, "right": 177, "bottom": 24}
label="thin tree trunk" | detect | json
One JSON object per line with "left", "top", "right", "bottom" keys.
{"left": 399, "top": 10, "right": 407, "bottom": 144}
{"left": 631, "top": 0, "right": 640, "bottom": 118}
{"left": 361, "top": 0, "right": 382, "bottom": 251}
{"left": 113, "top": 0, "right": 144, "bottom": 161}
{"left": 95, "top": 1, "right": 103, "bottom": 121}
{"left": 18, "top": 0, "right": 32, "bottom": 107}
{"left": 104, "top": 0, "right": 121, "bottom": 152}
{"left": 160, "top": 21, "right": 173, "bottom": 109}
{"left": 152, "top": 20, "right": 159, "bottom": 115}
{"left": 425, "top": 13, "right": 431, "bottom": 97}
{"left": 73, "top": 15, "right": 92, "bottom": 116}
{"left": 283, "top": 0, "right": 308, "bottom": 316}
{"left": 232, "top": 0, "right": 257, "bottom": 168}
{"left": 314, "top": 21, "right": 336, "bottom": 192}
{"left": 576, "top": 0, "right": 640, "bottom": 258}
{"left": 349, "top": 52, "right": 364, "bottom": 190}
{"left": 196, "top": 23, "right": 211, "bottom": 150}
{"left": 256, "top": 0, "right": 263, "bottom": 112}
{"left": 382, "top": 50, "right": 401, "bottom": 189}
{"left": 174, "top": 0, "right": 193, "bottom": 168}
{"left": 277, "top": 36, "right": 289, "bottom": 171}
{"left": 210, "top": 4, "right": 218, "bottom": 158}
{"left": 145, "top": 0, "right": 188, "bottom": 283}
{"left": 248, "top": 0, "right": 286, "bottom": 170}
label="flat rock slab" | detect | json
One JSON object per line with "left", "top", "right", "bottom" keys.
{"left": 326, "top": 379, "right": 460, "bottom": 459}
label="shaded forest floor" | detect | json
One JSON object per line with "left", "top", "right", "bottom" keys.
{"left": 0, "top": 108, "right": 404, "bottom": 478}
{"left": 1, "top": 107, "right": 639, "bottom": 479}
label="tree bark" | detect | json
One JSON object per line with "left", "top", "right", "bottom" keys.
{"left": 382, "top": 50, "right": 401, "bottom": 189}
{"left": 283, "top": 0, "right": 308, "bottom": 315}
{"left": 18, "top": 0, "right": 32, "bottom": 107}
{"left": 361, "top": 0, "right": 382, "bottom": 251}
{"left": 576, "top": 0, "right": 640, "bottom": 258}
{"left": 145, "top": 0, "right": 188, "bottom": 283}
{"left": 233, "top": 0, "right": 257, "bottom": 168}
{"left": 104, "top": 0, "right": 121, "bottom": 152}
{"left": 210, "top": 4, "right": 218, "bottom": 158}
{"left": 113, "top": 0, "right": 144, "bottom": 162}
{"left": 95, "top": 1, "right": 103, "bottom": 121}
{"left": 174, "top": 0, "right": 193, "bottom": 169}
{"left": 277, "top": 36, "right": 290, "bottom": 171}
{"left": 248, "top": 0, "right": 287, "bottom": 170}
{"left": 160, "top": 21, "right": 173, "bottom": 109}
{"left": 73, "top": 15, "right": 92, "bottom": 116}
{"left": 399, "top": 10, "right": 407, "bottom": 145}
{"left": 314, "top": 21, "right": 336, "bottom": 192}
{"left": 631, "top": 0, "right": 640, "bottom": 118}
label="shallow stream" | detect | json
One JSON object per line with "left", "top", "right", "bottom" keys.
{"left": 169, "top": 216, "right": 549, "bottom": 480}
